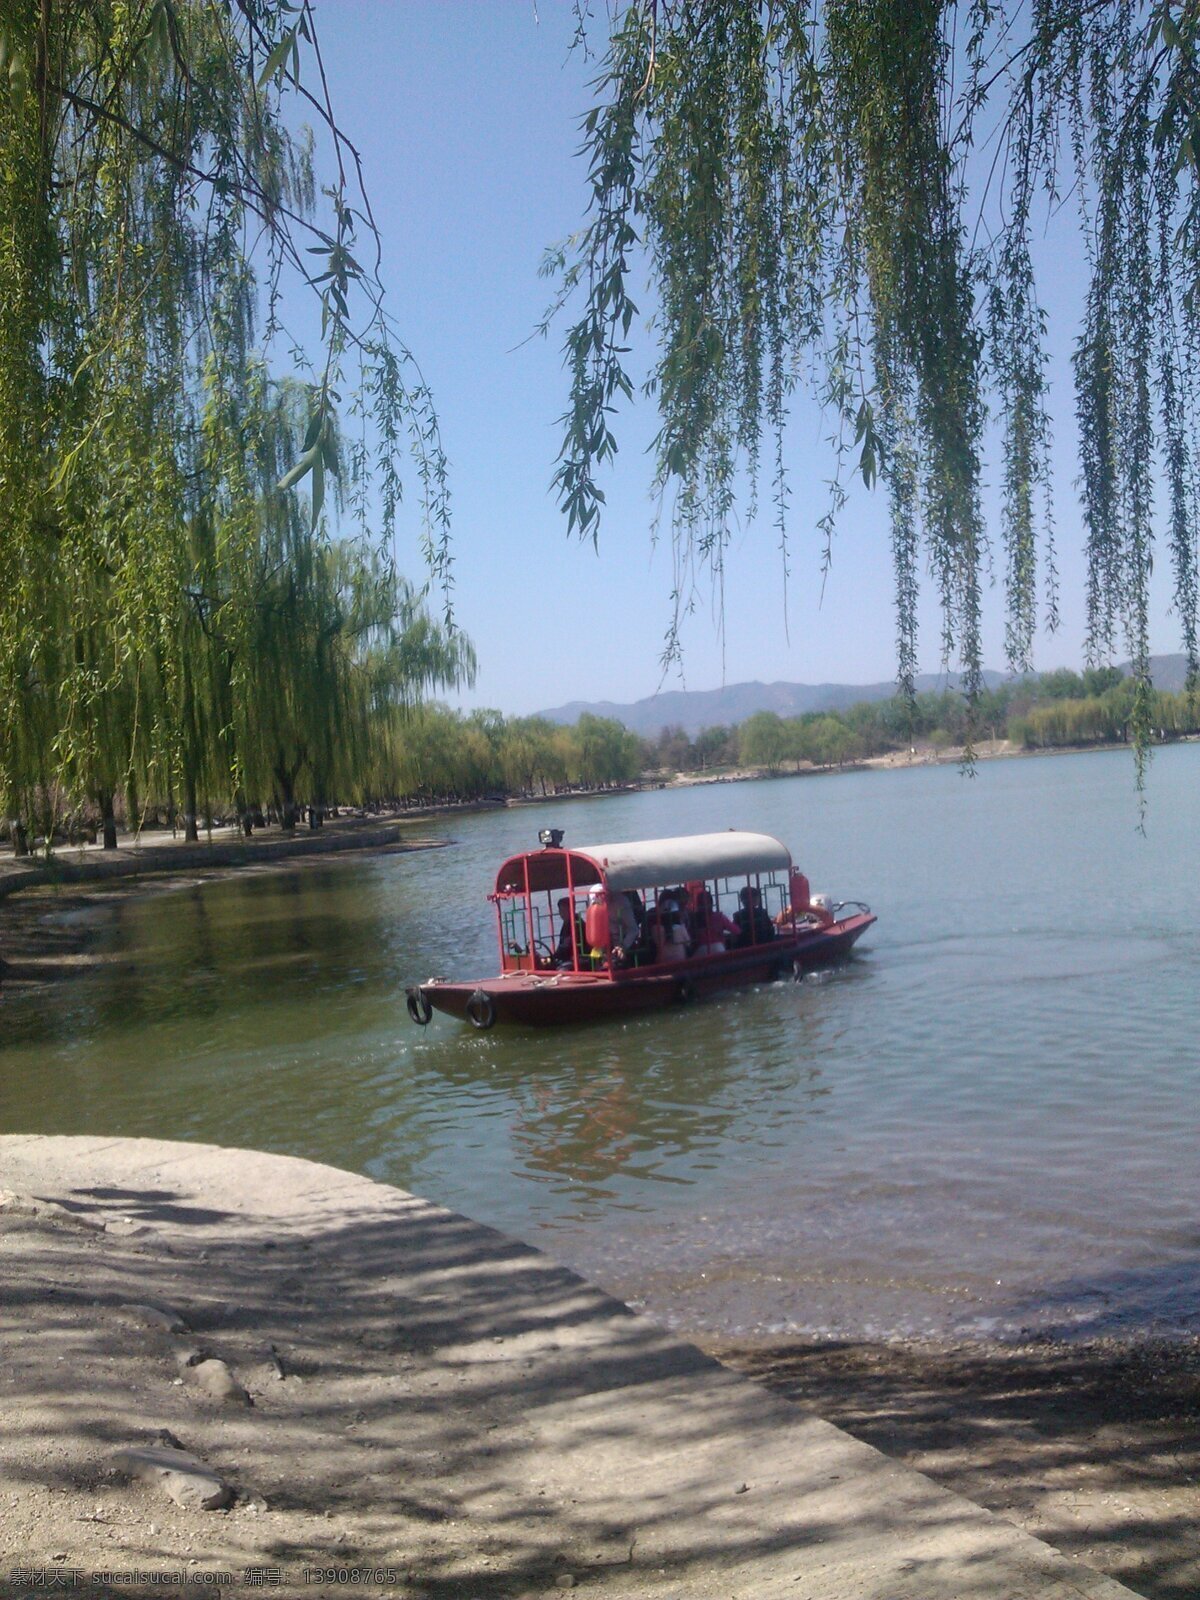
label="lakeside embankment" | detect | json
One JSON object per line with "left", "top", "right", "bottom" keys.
{"left": 0, "top": 1135, "right": 1152, "bottom": 1600}
{"left": 711, "top": 1333, "right": 1200, "bottom": 1600}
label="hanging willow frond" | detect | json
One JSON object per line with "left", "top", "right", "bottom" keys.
{"left": 0, "top": 1, "right": 458, "bottom": 845}
{"left": 551, "top": 0, "right": 1200, "bottom": 776}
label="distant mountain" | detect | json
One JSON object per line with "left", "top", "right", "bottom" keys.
{"left": 536, "top": 673, "right": 1001, "bottom": 738}
{"left": 1144, "top": 653, "right": 1191, "bottom": 693}
{"left": 537, "top": 655, "right": 1191, "bottom": 738}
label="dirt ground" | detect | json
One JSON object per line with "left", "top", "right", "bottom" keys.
{"left": 707, "top": 1335, "right": 1200, "bottom": 1600}
{"left": 3, "top": 1184, "right": 1196, "bottom": 1600}
{"left": 0, "top": 1180, "right": 652, "bottom": 1600}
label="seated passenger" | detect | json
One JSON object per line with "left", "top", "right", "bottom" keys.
{"left": 647, "top": 892, "right": 688, "bottom": 963}
{"left": 619, "top": 891, "right": 655, "bottom": 966}
{"left": 690, "top": 887, "right": 739, "bottom": 956}
{"left": 733, "top": 885, "right": 776, "bottom": 947}
{"left": 654, "top": 887, "right": 680, "bottom": 918}
{"left": 552, "top": 896, "right": 585, "bottom": 967}
{"left": 652, "top": 910, "right": 690, "bottom": 963}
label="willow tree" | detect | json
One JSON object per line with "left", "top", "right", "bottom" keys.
{"left": 0, "top": 1, "right": 452, "bottom": 849}
{"left": 553, "top": 0, "right": 1200, "bottom": 772}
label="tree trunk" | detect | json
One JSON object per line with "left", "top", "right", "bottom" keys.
{"left": 11, "top": 819, "right": 28, "bottom": 858}
{"left": 183, "top": 770, "right": 199, "bottom": 843}
{"left": 274, "top": 753, "right": 304, "bottom": 832}
{"left": 275, "top": 772, "right": 296, "bottom": 832}
{"left": 99, "top": 789, "right": 117, "bottom": 850}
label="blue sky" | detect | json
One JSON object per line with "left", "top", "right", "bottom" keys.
{"left": 305, "top": 3, "right": 1179, "bottom": 717}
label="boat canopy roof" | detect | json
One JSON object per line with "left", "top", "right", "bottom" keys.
{"left": 494, "top": 830, "right": 792, "bottom": 897}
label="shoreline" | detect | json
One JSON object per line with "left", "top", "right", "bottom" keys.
{"left": 2, "top": 734, "right": 1189, "bottom": 996}
{"left": 0, "top": 1136, "right": 1159, "bottom": 1600}
{"left": 707, "top": 1331, "right": 1200, "bottom": 1600}
{"left": 4, "top": 757, "right": 1195, "bottom": 1591}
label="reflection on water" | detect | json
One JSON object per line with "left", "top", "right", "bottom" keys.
{"left": 3, "top": 744, "right": 1199, "bottom": 1344}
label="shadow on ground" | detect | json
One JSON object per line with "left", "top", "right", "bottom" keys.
{"left": 718, "top": 1332, "right": 1200, "bottom": 1600}
{"left": 0, "top": 1171, "right": 1144, "bottom": 1600}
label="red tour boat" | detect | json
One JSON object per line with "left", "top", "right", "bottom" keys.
{"left": 405, "top": 828, "right": 875, "bottom": 1029}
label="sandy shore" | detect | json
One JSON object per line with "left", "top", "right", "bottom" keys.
{"left": 0, "top": 1136, "right": 1146, "bottom": 1600}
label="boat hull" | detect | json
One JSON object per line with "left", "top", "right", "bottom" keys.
{"left": 409, "top": 911, "right": 875, "bottom": 1028}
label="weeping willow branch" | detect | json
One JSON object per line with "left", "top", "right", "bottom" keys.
{"left": 550, "top": 0, "right": 1200, "bottom": 778}
{"left": 0, "top": 0, "right": 459, "bottom": 847}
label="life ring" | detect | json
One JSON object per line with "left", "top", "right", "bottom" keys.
{"left": 676, "top": 977, "right": 695, "bottom": 1005}
{"left": 406, "top": 988, "right": 433, "bottom": 1026}
{"left": 465, "top": 988, "right": 496, "bottom": 1030}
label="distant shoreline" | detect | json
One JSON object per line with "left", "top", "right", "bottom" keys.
{"left": 667, "top": 729, "right": 1198, "bottom": 787}
{"left": 0, "top": 815, "right": 452, "bottom": 997}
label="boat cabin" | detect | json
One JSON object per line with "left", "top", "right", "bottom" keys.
{"left": 490, "top": 830, "right": 811, "bottom": 977}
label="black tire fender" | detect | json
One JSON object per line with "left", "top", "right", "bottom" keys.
{"left": 465, "top": 988, "right": 496, "bottom": 1030}
{"left": 676, "top": 977, "right": 695, "bottom": 1005}
{"left": 406, "top": 988, "right": 433, "bottom": 1026}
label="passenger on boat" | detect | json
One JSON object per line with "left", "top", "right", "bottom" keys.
{"left": 609, "top": 890, "right": 639, "bottom": 955}
{"left": 618, "top": 891, "right": 656, "bottom": 966}
{"left": 553, "top": 897, "right": 586, "bottom": 967}
{"left": 655, "top": 887, "right": 680, "bottom": 917}
{"left": 651, "top": 893, "right": 690, "bottom": 963}
{"left": 690, "top": 887, "right": 739, "bottom": 956}
{"left": 733, "top": 886, "right": 776, "bottom": 947}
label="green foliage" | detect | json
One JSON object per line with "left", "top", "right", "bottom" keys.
{"left": 552, "top": 1, "right": 1200, "bottom": 774}
{"left": 377, "top": 707, "right": 644, "bottom": 804}
{"left": 0, "top": 1, "right": 456, "bottom": 847}
{"left": 651, "top": 664, "right": 1198, "bottom": 774}
{"left": 738, "top": 710, "right": 788, "bottom": 771}
{"left": 573, "top": 713, "right": 646, "bottom": 785}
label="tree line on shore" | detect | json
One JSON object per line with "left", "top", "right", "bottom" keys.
{"left": 719, "top": 669, "right": 1200, "bottom": 773}
{"left": 3, "top": 487, "right": 476, "bottom": 857}
{"left": 12, "top": 664, "right": 1196, "bottom": 854}
{"left": 424, "top": 665, "right": 1196, "bottom": 801}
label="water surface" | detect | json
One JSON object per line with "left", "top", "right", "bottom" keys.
{"left": 3, "top": 746, "right": 1197, "bottom": 1344}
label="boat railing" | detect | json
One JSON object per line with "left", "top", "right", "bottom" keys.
{"left": 493, "top": 866, "right": 797, "bottom": 978}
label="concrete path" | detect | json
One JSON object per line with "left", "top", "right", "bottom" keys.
{"left": 0, "top": 1136, "right": 1141, "bottom": 1600}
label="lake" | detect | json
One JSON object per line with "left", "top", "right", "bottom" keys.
{"left": 2, "top": 745, "right": 1198, "bottom": 1345}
